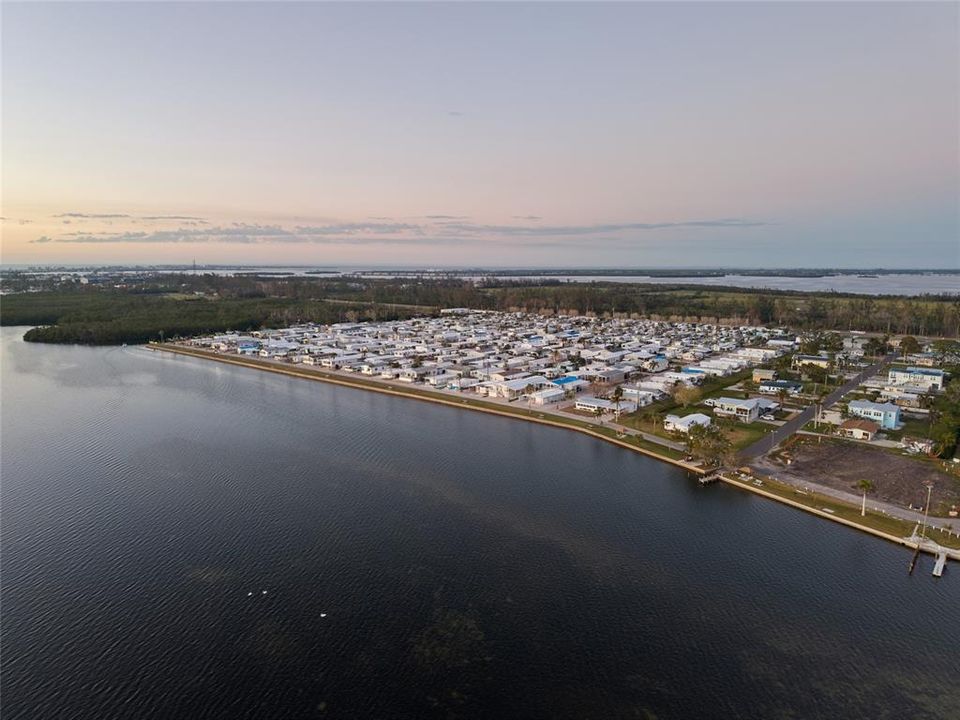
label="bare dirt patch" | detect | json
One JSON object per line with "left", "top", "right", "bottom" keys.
{"left": 763, "top": 437, "right": 960, "bottom": 516}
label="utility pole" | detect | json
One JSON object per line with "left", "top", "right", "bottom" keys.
{"left": 921, "top": 483, "right": 933, "bottom": 541}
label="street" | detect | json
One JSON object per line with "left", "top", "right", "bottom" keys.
{"left": 739, "top": 353, "right": 895, "bottom": 459}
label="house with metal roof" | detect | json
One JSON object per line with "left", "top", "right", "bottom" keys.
{"left": 848, "top": 400, "right": 901, "bottom": 430}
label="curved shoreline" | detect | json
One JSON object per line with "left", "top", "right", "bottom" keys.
{"left": 149, "top": 344, "right": 703, "bottom": 473}
{"left": 150, "top": 343, "right": 959, "bottom": 561}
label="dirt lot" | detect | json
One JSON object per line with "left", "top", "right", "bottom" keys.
{"left": 760, "top": 437, "right": 960, "bottom": 516}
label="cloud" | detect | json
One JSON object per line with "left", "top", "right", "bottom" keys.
{"left": 293, "top": 222, "right": 423, "bottom": 235}
{"left": 50, "top": 211, "right": 207, "bottom": 222}
{"left": 33, "top": 225, "right": 289, "bottom": 245}
{"left": 32, "top": 223, "right": 425, "bottom": 245}
{"left": 423, "top": 215, "right": 470, "bottom": 220}
{"left": 447, "top": 111, "right": 464, "bottom": 117}
{"left": 512, "top": 215, "right": 543, "bottom": 221}
{"left": 440, "top": 218, "right": 767, "bottom": 237}
{"left": 53, "top": 212, "right": 130, "bottom": 219}
{"left": 141, "top": 215, "right": 207, "bottom": 221}
{"left": 30, "top": 216, "right": 767, "bottom": 248}
{"left": 32, "top": 228, "right": 494, "bottom": 247}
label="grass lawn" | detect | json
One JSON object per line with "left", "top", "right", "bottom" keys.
{"left": 697, "top": 370, "right": 753, "bottom": 400}
{"left": 619, "top": 400, "right": 679, "bottom": 435}
{"left": 884, "top": 416, "right": 933, "bottom": 441}
{"left": 734, "top": 473, "right": 960, "bottom": 550}
{"left": 720, "top": 421, "right": 774, "bottom": 450}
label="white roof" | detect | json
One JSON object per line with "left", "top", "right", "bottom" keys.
{"left": 666, "top": 413, "right": 712, "bottom": 427}
{"left": 499, "top": 375, "right": 550, "bottom": 391}
{"left": 530, "top": 387, "right": 565, "bottom": 399}
{"left": 715, "top": 396, "right": 760, "bottom": 410}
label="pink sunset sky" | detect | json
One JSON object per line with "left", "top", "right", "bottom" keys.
{"left": 2, "top": 2, "right": 958, "bottom": 268}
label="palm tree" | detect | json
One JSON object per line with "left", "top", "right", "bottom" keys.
{"left": 776, "top": 388, "right": 789, "bottom": 413}
{"left": 524, "top": 382, "right": 535, "bottom": 414}
{"left": 815, "top": 390, "right": 828, "bottom": 428}
{"left": 611, "top": 385, "right": 624, "bottom": 420}
{"left": 857, "top": 479, "right": 874, "bottom": 516}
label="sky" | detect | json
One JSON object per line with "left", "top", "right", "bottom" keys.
{"left": 2, "top": 1, "right": 958, "bottom": 268}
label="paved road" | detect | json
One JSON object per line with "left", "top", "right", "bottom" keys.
{"left": 750, "top": 453, "right": 959, "bottom": 535}
{"left": 739, "top": 353, "right": 895, "bottom": 459}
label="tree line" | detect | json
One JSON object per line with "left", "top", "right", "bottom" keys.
{"left": 0, "top": 291, "right": 418, "bottom": 345}
{"left": 3, "top": 274, "right": 959, "bottom": 344}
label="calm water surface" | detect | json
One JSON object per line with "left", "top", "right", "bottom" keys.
{"left": 1, "top": 327, "right": 957, "bottom": 719}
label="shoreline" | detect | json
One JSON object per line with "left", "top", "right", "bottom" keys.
{"left": 149, "top": 343, "right": 702, "bottom": 473}
{"left": 719, "top": 475, "right": 960, "bottom": 560}
{"left": 150, "top": 343, "right": 959, "bottom": 561}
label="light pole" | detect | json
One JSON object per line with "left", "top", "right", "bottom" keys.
{"left": 921, "top": 483, "right": 933, "bottom": 541}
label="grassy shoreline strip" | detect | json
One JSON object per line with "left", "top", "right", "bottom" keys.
{"left": 721, "top": 474, "right": 960, "bottom": 555}
{"left": 150, "top": 344, "right": 700, "bottom": 472}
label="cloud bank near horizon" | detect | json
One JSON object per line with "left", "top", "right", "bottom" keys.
{"left": 51, "top": 212, "right": 209, "bottom": 222}
{"left": 31, "top": 217, "right": 768, "bottom": 247}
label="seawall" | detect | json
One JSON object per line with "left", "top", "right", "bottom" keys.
{"left": 149, "top": 344, "right": 703, "bottom": 474}
{"left": 149, "top": 343, "right": 959, "bottom": 562}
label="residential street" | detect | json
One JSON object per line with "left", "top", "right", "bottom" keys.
{"left": 739, "top": 353, "right": 895, "bottom": 459}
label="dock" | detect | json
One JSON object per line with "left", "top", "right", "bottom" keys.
{"left": 933, "top": 551, "right": 947, "bottom": 578}
{"left": 698, "top": 472, "right": 723, "bottom": 486}
{"left": 908, "top": 545, "right": 921, "bottom": 575}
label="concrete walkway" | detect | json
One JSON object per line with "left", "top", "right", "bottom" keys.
{"left": 164, "top": 345, "right": 692, "bottom": 456}
{"left": 428, "top": 388, "right": 688, "bottom": 453}
{"left": 750, "top": 454, "right": 960, "bottom": 537}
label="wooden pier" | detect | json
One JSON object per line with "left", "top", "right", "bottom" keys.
{"left": 908, "top": 545, "right": 921, "bottom": 575}
{"left": 933, "top": 551, "right": 947, "bottom": 578}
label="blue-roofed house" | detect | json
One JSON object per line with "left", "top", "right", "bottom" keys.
{"left": 848, "top": 400, "right": 901, "bottom": 430}
{"left": 552, "top": 376, "right": 590, "bottom": 394}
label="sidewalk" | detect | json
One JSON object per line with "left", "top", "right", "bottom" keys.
{"left": 750, "top": 455, "right": 959, "bottom": 537}
{"left": 429, "top": 387, "right": 687, "bottom": 453}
